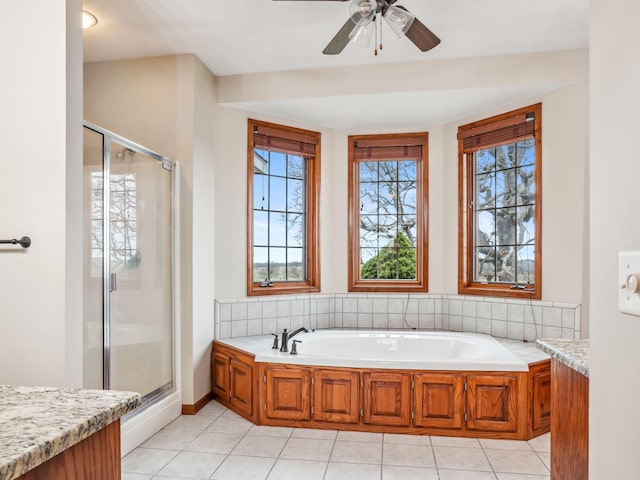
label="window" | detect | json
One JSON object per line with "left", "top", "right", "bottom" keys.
{"left": 457, "top": 104, "right": 542, "bottom": 299}
{"left": 247, "top": 119, "right": 320, "bottom": 296}
{"left": 90, "top": 170, "right": 139, "bottom": 278}
{"left": 348, "top": 133, "right": 428, "bottom": 292}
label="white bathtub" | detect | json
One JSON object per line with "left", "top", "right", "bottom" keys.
{"left": 254, "top": 330, "right": 529, "bottom": 372}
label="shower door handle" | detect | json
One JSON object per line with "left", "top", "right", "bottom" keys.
{"left": 110, "top": 273, "right": 117, "bottom": 292}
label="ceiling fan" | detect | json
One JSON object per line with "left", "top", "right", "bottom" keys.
{"left": 273, "top": 0, "right": 441, "bottom": 55}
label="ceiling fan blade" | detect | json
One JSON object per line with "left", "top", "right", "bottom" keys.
{"left": 396, "top": 5, "right": 441, "bottom": 52}
{"left": 272, "top": 0, "right": 348, "bottom": 2}
{"left": 323, "top": 18, "right": 356, "bottom": 55}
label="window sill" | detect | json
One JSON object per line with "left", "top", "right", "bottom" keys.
{"left": 459, "top": 284, "right": 541, "bottom": 300}
{"left": 247, "top": 283, "right": 320, "bottom": 297}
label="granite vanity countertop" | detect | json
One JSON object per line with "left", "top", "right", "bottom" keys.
{"left": 536, "top": 338, "right": 590, "bottom": 377}
{"left": 0, "top": 385, "right": 141, "bottom": 480}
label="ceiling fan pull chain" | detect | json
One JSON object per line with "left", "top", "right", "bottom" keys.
{"left": 379, "top": 15, "right": 383, "bottom": 51}
{"left": 374, "top": 17, "right": 378, "bottom": 55}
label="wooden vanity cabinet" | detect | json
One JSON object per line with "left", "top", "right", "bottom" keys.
{"left": 211, "top": 342, "right": 257, "bottom": 421}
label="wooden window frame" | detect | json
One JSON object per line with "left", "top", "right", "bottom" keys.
{"left": 348, "top": 132, "right": 429, "bottom": 293}
{"left": 247, "top": 119, "right": 321, "bottom": 296}
{"left": 457, "top": 104, "right": 542, "bottom": 299}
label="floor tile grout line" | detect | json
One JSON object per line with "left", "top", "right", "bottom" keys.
{"left": 477, "top": 440, "right": 500, "bottom": 479}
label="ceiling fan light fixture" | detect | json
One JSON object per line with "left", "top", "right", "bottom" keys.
{"left": 349, "top": 0, "right": 377, "bottom": 26}
{"left": 383, "top": 5, "right": 415, "bottom": 38}
{"left": 348, "top": 22, "right": 375, "bottom": 48}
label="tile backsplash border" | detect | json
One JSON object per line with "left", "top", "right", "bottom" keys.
{"left": 214, "top": 293, "right": 581, "bottom": 342}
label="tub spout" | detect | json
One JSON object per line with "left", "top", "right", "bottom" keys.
{"left": 280, "top": 327, "right": 308, "bottom": 353}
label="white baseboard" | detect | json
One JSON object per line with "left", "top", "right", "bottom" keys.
{"left": 120, "top": 391, "right": 182, "bottom": 456}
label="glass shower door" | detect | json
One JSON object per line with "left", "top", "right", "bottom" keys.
{"left": 107, "top": 141, "right": 173, "bottom": 398}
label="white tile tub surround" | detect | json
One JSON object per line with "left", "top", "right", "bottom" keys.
{"left": 214, "top": 294, "right": 581, "bottom": 342}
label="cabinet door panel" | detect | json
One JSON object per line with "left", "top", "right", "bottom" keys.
{"left": 313, "top": 369, "right": 360, "bottom": 423}
{"left": 467, "top": 374, "right": 518, "bottom": 432}
{"left": 414, "top": 373, "right": 464, "bottom": 429}
{"left": 265, "top": 366, "right": 311, "bottom": 421}
{"left": 530, "top": 361, "right": 551, "bottom": 433}
{"left": 363, "top": 372, "right": 411, "bottom": 426}
{"left": 212, "top": 352, "right": 230, "bottom": 399}
{"left": 230, "top": 358, "right": 253, "bottom": 416}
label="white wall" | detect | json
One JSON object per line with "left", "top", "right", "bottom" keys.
{"left": 213, "top": 52, "right": 589, "bottom": 314}
{"left": 442, "top": 82, "right": 589, "bottom": 305}
{"left": 589, "top": 0, "right": 640, "bottom": 476}
{"left": 212, "top": 108, "right": 335, "bottom": 299}
{"left": 0, "top": 0, "right": 83, "bottom": 387}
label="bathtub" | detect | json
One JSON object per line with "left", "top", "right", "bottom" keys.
{"left": 254, "top": 330, "right": 529, "bottom": 372}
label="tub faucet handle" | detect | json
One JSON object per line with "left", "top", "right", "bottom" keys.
{"left": 291, "top": 340, "right": 302, "bottom": 355}
{"left": 271, "top": 333, "right": 279, "bottom": 349}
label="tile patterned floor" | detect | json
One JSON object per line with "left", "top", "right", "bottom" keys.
{"left": 122, "top": 400, "right": 550, "bottom": 480}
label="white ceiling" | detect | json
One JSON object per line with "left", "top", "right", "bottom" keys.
{"left": 82, "top": 0, "right": 589, "bottom": 128}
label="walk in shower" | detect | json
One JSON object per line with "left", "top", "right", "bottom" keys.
{"left": 82, "top": 122, "right": 175, "bottom": 405}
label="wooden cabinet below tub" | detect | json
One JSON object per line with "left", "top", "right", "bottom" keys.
{"left": 211, "top": 340, "right": 550, "bottom": 441}
{"left": 210, "top": 343, "right": 258, "bottom": 422}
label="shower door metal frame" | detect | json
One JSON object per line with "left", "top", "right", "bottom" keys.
{"left": 84, "top": 121, "right": 176, "bottom": 401}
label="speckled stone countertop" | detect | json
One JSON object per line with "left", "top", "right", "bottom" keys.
{"left": 536, "top": 338, "right": 590, "bottom": 378}
{"left": 0, "top": 385, "right": 140, "bottom": 480}
{"left": 217, "top": 331, "right": 550, "bottom": 365}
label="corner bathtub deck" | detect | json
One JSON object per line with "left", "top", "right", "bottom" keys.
{"left": 212, "top": 331, "right": 551, "bottom": 441}
{"left": 0, "top": 385, "right": 140, "bottom": 480}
